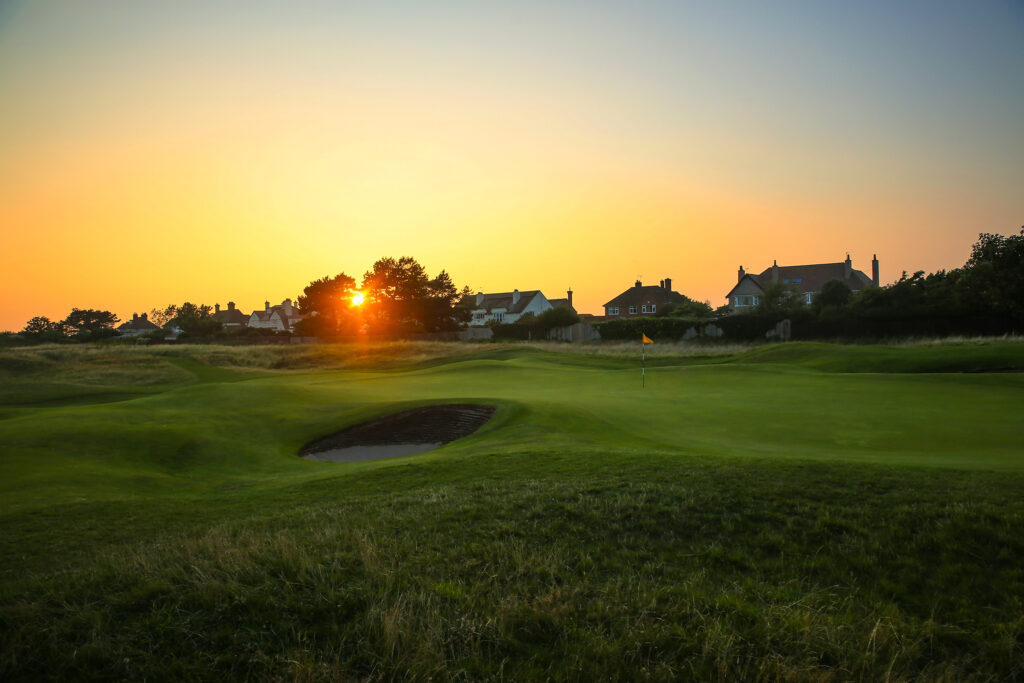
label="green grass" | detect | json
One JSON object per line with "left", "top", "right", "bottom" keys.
{"left": 1, "top": 341, "right": 1023, "bottom": 680}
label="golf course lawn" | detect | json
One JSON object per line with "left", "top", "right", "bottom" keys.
{"left": 1, "top": 341, "right": 1022, "bottom": 680}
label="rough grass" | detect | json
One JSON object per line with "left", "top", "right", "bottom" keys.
{"left": 1, "top": 340, "right": 1022, "bottom": 680}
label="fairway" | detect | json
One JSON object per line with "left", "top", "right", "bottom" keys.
{"left": 2, "top": 341, "right": 1023, "bottom": 680}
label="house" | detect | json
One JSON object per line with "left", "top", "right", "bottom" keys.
{"left": 117, "top": 312, "right": 161, "bottom": 337}
{"left": 463, "top": 289, "right": 559, "bottom": 325}
{"left": 213, "top": 301, "right": 249, "bottom": 329}
{"left": 603, "top": 278, "right": 687, "bottom": 318}
{"left": 547, "top": 289, "right": 576, "bottom": 312}
{"left": 725, "top": 254, "right": 879, "bottom": 311}
{"left": 249, "top": 299, "right": 304, "bottom": 332}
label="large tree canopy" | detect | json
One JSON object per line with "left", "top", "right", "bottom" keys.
{"left": 64, "top": 308, "right": 119, "bottom": 340}
{"left": 294, "top": 273, "right": 358, "bottom": 337}
{"left": 361, "top": 257, "right": 469, "bottom": 332}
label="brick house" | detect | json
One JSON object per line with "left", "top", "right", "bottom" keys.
{"left": 603, "top": 278, "right": 687, "bottom": 318}
{"left": 725, "top": 254, "right": 879, "bottom": 312}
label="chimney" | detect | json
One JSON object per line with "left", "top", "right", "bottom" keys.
{"left": 132, "top": 313, "right": 138, "bottom": 321}
{"left": 567, "top": 289, "right": 573, "bottom": 308}
{"left": 475, "top": 292, "right": 484, "bottom": 306}
{"left": 844, "top": 253, "right": 852, "bottom": 279}
{"left": 141, "top": 313, "right": 147, "bottom": 321}
{"left": 771, "top": 260, "right": 779, "bottom": 283}
{"left": 738, "top": 266, "right": 745, "bottom": 283}
{"left": 284, "top": 298, "right": 292, "bottom": 315}
{"left": 664, "top": 277, "right": 672, "bottom": 292}
{"left": 512, "top": 289, "right": 521, "bottom": 305}
{"left": 872, "top": 254, "right": 879, "bottom": 286}
{"left": 265, "top": 300, "right": 270, "bottom": 312}
{"left": 659, "top": 279, "right": 665, "bottom": 289}
{"left": 215, "top": 303, "right": 220, "bottom": 313}
{"left": 227, "top": 301, "right": 235, "bottom": 311}
{"left": 635, "top": 279, "right": 642, "bottom": 288}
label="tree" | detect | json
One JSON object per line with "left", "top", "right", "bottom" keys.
{"left": 755, "top": 281, "right": 806, "bottom": 317}
{"left": 63, "top": 308, "right": 119, "bottom": 340}
{"left": 960, "top": 228, "right": 1024, "bottom": 318}
{"left": 815, "top": 279, "right": 852, "bottom": 309}
{"left": 536, "top": 306, "right": 580, "bottom": 331}
{"left": 655, "top": 298, "right": 714, "bottom": 319}
{"left": 148, "top": 305, "right": 178, "bottom": 328}
{"left": 419, "top": 270, "right": 471, "bottom": 331}
{"left": 295, "top": 273, "right": 358, "bottom": 336}
{"left": 21, "top": 316, "right": 69, "bottom": 343}
{"left": 167, "top": 302, "right": 222, "bottom": 337}
{"left": 362, "top": 256, "right": 430, "bottom": 331}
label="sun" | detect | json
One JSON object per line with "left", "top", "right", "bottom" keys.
{"left": 351, "top": 291, "right": 365, "bottom": 306}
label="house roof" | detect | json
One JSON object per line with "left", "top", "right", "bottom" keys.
{"left": 213, "top": 308, "right": 249, "bottom": 325}
{"left": 603, "top": 285, "right": 687, "bottom": 308}
{"left": 725, "top": 261, "right": 874, "bottom": 299}
{"left": 461, "top": 290, "right": 545, "bottom": 315}
{"left": 548, "top": 298, "right": 575, "bottom": 312}
{"left": 117, "top": 318, "right": 161, "bottom": 332}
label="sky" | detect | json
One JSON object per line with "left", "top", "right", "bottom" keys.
{"left": 1, "top": 0, "right": 1022, "bottom": 329}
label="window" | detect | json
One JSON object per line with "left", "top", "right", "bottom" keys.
{"left": 734, "top": 295, "right": 755, "bottom": 307}
{"left": 608, "top": 307, "right": 619, "bottom": 315}
{"left": 792, "top": 277, "right": 803, "bottom": 284}
{"left": 628, "top": 305, "right": 637, "bottom": 314}
{"left": 641, "top": 304, "right": 657, "bottom": 313}
{"left": 805, "top": 292, "right": 813, "bottom": 304}
{"left": 494, "top": 312, "right": 504, "bottom": 322}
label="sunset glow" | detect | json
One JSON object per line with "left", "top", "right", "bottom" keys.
{"left": 0, "top": 1, "right": 1021, "bottom": 330}
{"left": 351, "top": 292, "right": 365, "bottom": 307}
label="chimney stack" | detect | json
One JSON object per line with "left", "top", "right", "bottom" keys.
{"left": 771, "top": 260, "right": 779, "bottom": 283}
{"left": 475, "top": 292, "right": 484, "bottom": 306}
{"left": 664, "top": 277, "right": 672, "bottom": 292}
{"left": 844, "top": 253, "right": 852, "bottom": 279}
{"left": 567, "top": 289, "right": 573, "bottom": 308}
{"left": 872, "top": 254, "right": 879, "bottom": 286}
{"left": 512, "top": 289, "right": 521, "bottom": 305}
{"left": 284, "top": 298, "right": 292, "bottom": 315}
{"left": 228, "top": 301, "right": 235, "bottom": 311}
{"left": 635, "top": 279, "right": 642, "bottom": 288}
{"left": 215, "top": 303, "right": 220, "bottom": 313}
{"left": 141, "top": 313, "right": 147, "bottom": 321}
{"left": 738, "top": 266, "right": 745, "bottom": 283}
{"left": 132, "top": 313, "right": 138, "bottom": 321}
{"left": 265, "top": 301, "right": 270, "bottom": 312}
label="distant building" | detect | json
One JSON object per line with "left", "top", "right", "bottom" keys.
{"left": 547, "top": 290, "right": 576, "bottom": 312}
{"left": 725, "top": 254, "right": 879, "bottom": 311}
{"left": 117, "top": 312, "right": 161, "bottom": 337}
{"left": 462, "top": 289, "right": 563, "bottom": 325}
{"left": 603, "top": 278, "right": 687, "bottom": 318}
{"left": 213, "top": 301, "right": 249, "bottom": 329}
{"left": 249, "top": 299, "right": 304, "bottom": 332}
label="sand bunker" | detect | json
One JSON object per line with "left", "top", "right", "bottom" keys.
{"left": 300, "top": 404, "right": 496, "bottom": 463}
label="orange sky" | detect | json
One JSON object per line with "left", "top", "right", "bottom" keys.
{"left": 1, "top": 2, "right": 1021, "bottom": 330}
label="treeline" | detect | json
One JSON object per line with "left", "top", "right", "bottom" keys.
{"left": 488, "top": 307, "right": 581, "bottom": 340}
{"left": 5, "top": 256, "right": 471, "bottom": 345}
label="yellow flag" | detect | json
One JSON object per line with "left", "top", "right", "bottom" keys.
{"left": 642, "top": 333, "right": 653, "bottom": 344}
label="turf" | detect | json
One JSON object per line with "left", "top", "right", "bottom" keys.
{"left": 1, "top": 341, "right": 1022, "bottom": 680}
